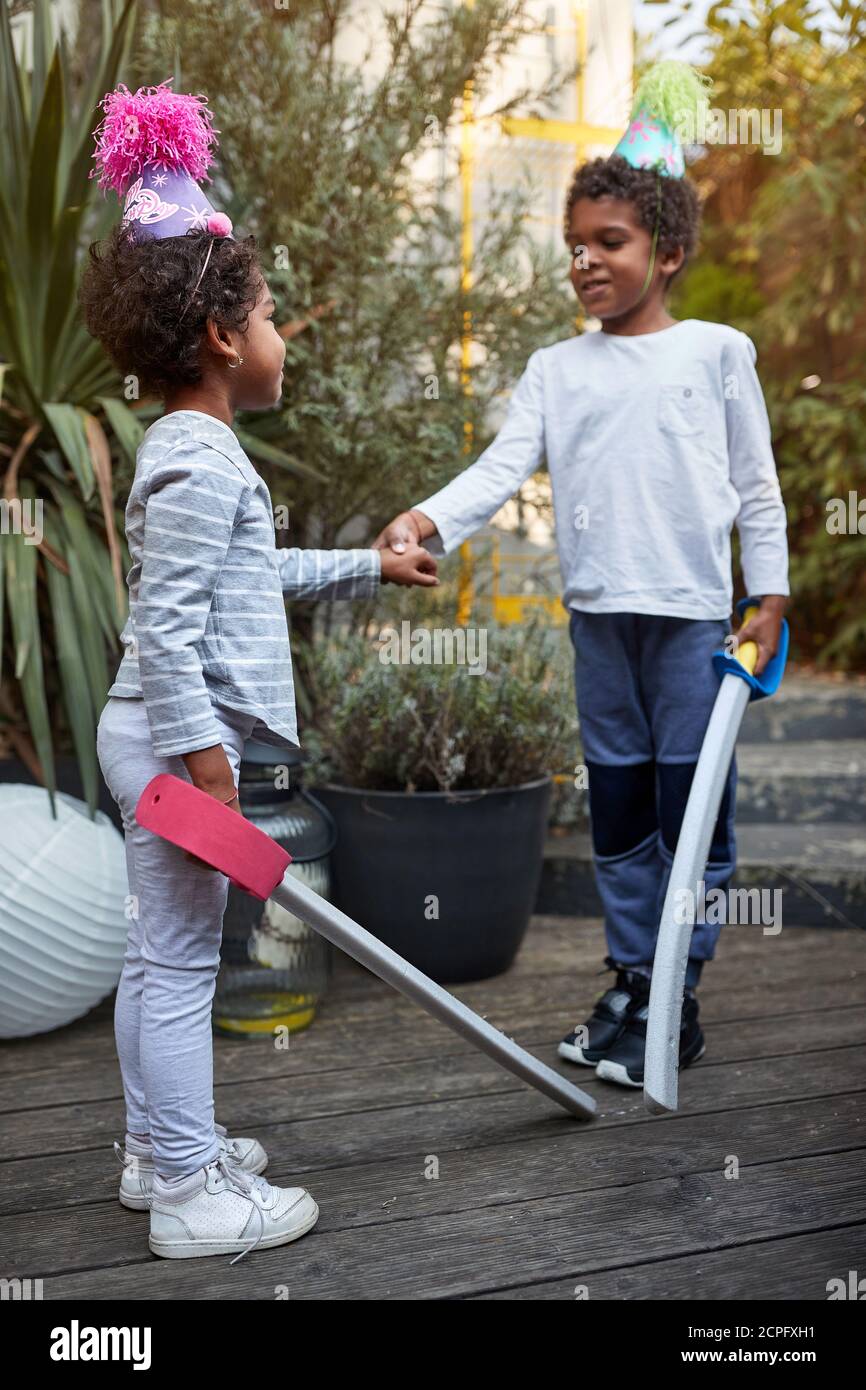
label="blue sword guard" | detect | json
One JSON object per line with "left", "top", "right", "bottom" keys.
{"left": 711, "top": 595, "right": 790, "bottom": 701}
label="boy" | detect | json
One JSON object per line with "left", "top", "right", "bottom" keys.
{"left": 373, "top": 63, "right": 789, "bottom": 1087}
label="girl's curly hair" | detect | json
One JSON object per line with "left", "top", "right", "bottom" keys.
{"left": 77, "top": 223, "right": 264, "bottom": 397}
{"left": 563, "top": 154, "right": 702, "bottom": 288}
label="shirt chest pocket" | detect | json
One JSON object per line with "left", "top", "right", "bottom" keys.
{"left": 658, "top": 382, "right": 710, "bottom": 437}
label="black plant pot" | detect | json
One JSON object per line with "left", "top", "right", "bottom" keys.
{"left": 313, "top": 777, "right": 552, "bottom": 984}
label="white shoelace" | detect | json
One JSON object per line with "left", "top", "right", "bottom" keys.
{"left": 209, "top": 1157, "right": 274, "bottom": 1266}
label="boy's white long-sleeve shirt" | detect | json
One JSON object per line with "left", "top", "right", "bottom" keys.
{"left": 413, "top": 319, "right": 789, "bottom": 620}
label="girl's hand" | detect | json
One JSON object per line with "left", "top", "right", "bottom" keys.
{"left": 379, "top": 542, "right": 439, "bottom": 587}
{"left": 730, "top": 595, "right": 787, "bottom": 676}
{"left": 180, "top": 742, "right": 244, "bottom": 872}
{"left": 373, "top": 508, "right": 438, "bottom": 553}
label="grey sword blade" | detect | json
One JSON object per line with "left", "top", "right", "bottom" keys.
{"left": 270, "top": 871, "right": 597, "bottom": 1121}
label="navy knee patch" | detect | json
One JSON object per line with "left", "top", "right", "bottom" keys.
{"left": 586, "top": 760, "right": 657, "bottom": 857}
{"left": 657, "top": 761, "right": 734, "bottom": 861}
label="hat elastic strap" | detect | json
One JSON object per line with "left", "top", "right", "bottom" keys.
{"left": 635, "top": 169, "right": 662, "bottom": 305}
{"left": 178, "top": 236, "right": 216, "bottom": 321}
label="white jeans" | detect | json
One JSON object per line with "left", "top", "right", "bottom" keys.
{"left": 96, "top": 695, "right": 256, "bottom": 1176}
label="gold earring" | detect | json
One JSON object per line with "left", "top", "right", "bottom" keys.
{"left": 227, "top": 353, "right": 244, "bottom": 369}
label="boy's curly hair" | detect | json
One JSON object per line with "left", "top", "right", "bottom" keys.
{"left": 78, "top": 223, "right": 264, "bottom": 397}
{"left": 563, "top": 154, "right": 702, "bottom": 289}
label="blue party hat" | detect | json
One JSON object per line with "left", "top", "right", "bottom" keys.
{"left": 612, "top": 61, "right": 713, "bottom": 178}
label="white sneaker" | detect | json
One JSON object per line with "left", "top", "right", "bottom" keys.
{"left": 115, "top": 1122, "right": 268, "bottom": 1211}
{"left": 148, "top": 1156, "right": 318, "bottom": 1263}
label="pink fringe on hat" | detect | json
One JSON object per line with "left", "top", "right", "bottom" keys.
{"left": 89, "top": 79, "right": 220, "bottom": 196}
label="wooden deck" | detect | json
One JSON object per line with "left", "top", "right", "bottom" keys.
{"left": 1, "top": 916, "right": 864, "bottom": 1300}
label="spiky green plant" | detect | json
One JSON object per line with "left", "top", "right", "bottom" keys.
{"left": 0, "top": 0, "right": 149, "bottom": 815}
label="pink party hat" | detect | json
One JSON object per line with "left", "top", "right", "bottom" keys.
{"left": 89, "top": 79, "right": 234, "bottom": 241}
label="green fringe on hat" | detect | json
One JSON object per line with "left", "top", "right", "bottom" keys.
{"left": 631, "top": 60, "right": 713, "bottom": 132}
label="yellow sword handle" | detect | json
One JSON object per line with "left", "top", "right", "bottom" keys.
{"left": 735, "top": 603, "right": 760, "bottom": 675}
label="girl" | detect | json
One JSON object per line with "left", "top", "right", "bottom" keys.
{"left": 373, "top": 63, "right": 789, "bottom": 1090}
{"left": 80, "top": 82, "right": 436, "bottom": 1263}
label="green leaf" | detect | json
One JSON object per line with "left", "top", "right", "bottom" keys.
{"left": 56, "top": 334, "right": 118, "bottom": 401}
{"left": 234, "top": 425, "right": 325, "bottom": 480}
{"left": 30, "top": 0, "right": 56, "bottom": 124}
{"left": 58, "top": 0, "right": 138, "bottom": 216}
{"left": 42, "top": 403, "right": 95, "bottom": 500}
{"left": 0, "top": 519, "right": 5, "bottom": 688}
{"left": 42, "top": 203, "right": 83, "bottom": 389}
{"left": 26, "top": 48, "right": 64, "bottom": 313}
{"left": 4, "top": 515, "right": 57, "bottom": 806}
{"left": 96, "top": 395, "right": 146, "bottom": 465}
{"left": 0, "top": 0, "right": 29, "bottom": 196}
{"left": 42, "top": 506, "right": 101, "bottom": 815}
{"left": 47, "top": 478, "right": 118, "bottom": 655}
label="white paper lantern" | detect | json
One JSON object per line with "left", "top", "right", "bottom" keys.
{"left": 0, "top": 784, "right": 129, "bottom": 1038}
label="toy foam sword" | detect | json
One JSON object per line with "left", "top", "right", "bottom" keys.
{"left": 644, "top": 597, "right": 790, "bottom": 1114}
{"left": 136, "top": 776, "right": 597, "bottom": 1122}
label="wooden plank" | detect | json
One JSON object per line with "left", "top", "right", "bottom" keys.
{"left": 3, "top": 1090, "right": 863, "bottom": 1275}
{"left": 2, "top": 915, "right": 862, "bottom": 1301}
{"left": 1, "top": 965, "right": 863, "bottom": 1125}
{"left": 1, "top": 1040, "right": 863, "bottom": 1215}
{"left": 0, "top": 937, "right": 862, "bottom": 1098}
{"left": 21, "top": 1150, "right": 866, "bottom": 1300}
{"left": 3, "top": 992, "right": 866, "bottom": 1158}
{"left": 0, "top": 917, "right": 860, "bottom": 1079}
{"left": 473, "top": 1224, "right": 866, "bottom": 1300}
{"left": 3, "top": 985, "right": 864, "bottom": 1117}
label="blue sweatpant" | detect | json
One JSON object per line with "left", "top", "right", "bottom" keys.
{"left": 569, "top": 610, "right": 737, "bottom": 984}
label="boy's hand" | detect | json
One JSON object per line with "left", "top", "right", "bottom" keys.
{"left": 731, "top": 595, "right": 787, "bottom": 676}
{"left": 373, "top": 508, "right": 438, "bottom": 554}
{"left": 379, "top": 542, "right": 439, "bottom": 587}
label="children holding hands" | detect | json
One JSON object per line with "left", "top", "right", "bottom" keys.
{"left": 83, "top": 60, "right": 788, "bottom": 1266}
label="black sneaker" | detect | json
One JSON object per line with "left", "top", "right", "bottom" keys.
{"left": 558, "top": 957, "right": 652, "bottom": 1067}
{"left": 595, "top": 987, "right": 705, "bottom": 1088}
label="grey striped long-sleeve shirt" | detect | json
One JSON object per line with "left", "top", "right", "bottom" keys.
{"left": 107, "top": 410, "right": 381, "bottom": 757}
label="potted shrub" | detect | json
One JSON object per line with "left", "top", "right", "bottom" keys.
{"left": 301, "top": 614, "right": 576, "bottom": 983}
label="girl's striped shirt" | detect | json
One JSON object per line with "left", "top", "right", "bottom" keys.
{"left": 107, "top": 409, "right": 381, "bottom": 757}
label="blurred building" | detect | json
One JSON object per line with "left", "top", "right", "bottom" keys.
{"left": 336, "top": 0, "right": 632, "bottom": 253}
{"left": 460, "top": 0, "right": 632, "bottom": 254}
{"left": 410, "top": 2, "right": 634, "bottom": 620}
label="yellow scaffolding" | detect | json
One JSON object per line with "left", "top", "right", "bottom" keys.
{"left": 457, "top": 1, "right": 628, "bottom": 625}
{"left": 491, "top": 535, "right": 567, "bottom": 627}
